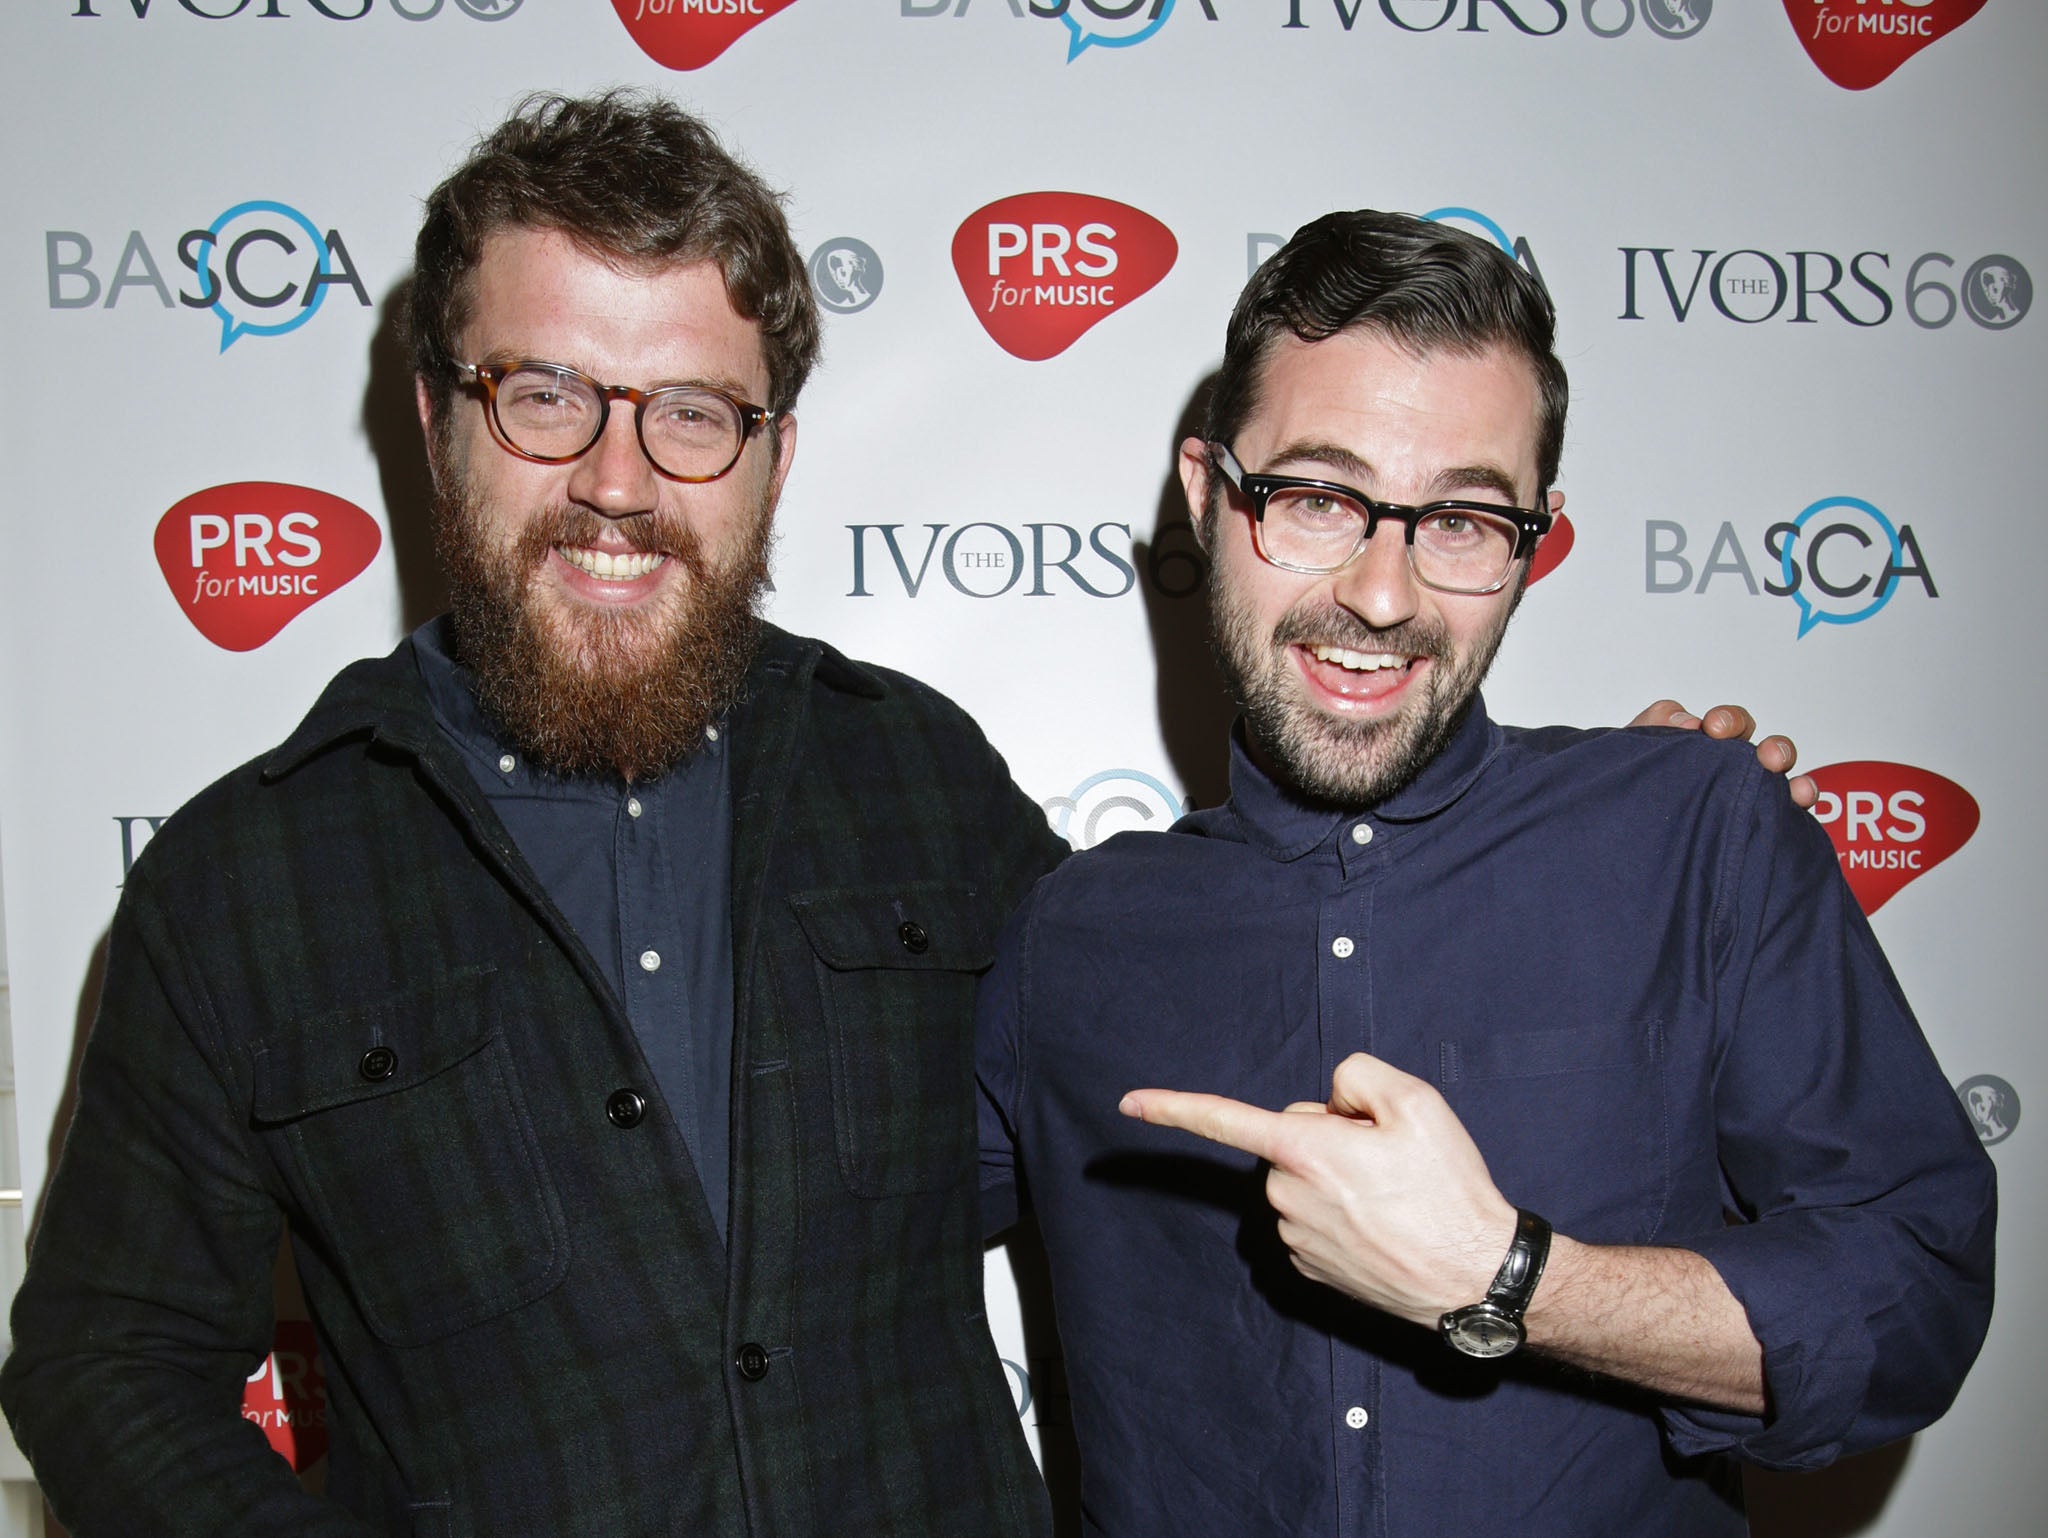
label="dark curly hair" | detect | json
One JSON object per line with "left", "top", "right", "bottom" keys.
{"left": 1203, "top": 210, "right": 1567, "bottom": 524}
{"left": 407, "top": 90, "right": 820, "bottom": 421}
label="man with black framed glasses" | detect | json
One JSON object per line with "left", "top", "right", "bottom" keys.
{"left": 977, "top": 210, "right": 1995, "bottom": 1536}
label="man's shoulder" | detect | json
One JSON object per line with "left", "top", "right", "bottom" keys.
{"left": 130, "top": 640, "right": 428, "bottom": 889}
{"left": 757, "top": 624, "right": 1006, "bottom": 771}
{"left": 1495, "top": 720, "right": 1767, "bottom": 800}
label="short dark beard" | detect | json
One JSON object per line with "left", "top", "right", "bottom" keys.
{"left": 1208, "top": 573, "right": 1513, "bottom": 809}
{"left": 432, "top": 470, "right": 769, "bottom": 781}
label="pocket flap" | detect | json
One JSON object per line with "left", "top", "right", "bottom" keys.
{"left": 249, "top": 966, "right": 501, "bottom": 1124}
{"left": 787, "top": 882, "right": 995, "bottom": 972}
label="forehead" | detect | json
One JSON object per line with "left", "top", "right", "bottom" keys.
{"left": 460, "top": 226, "right": 768, "bottom": 394}
{"left": 1242, "top": 327, "right": 1543, "bottom": 495}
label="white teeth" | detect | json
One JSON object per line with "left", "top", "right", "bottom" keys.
{"left": 1310, "top": 644, "right": 1411, "bottom": 672}
{"left": 559, "top": 546, "right": 667, "bottom": 581}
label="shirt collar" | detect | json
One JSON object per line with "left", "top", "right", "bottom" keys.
{"left": 1225, "top": 695, "right": 1503, "bottom": 861}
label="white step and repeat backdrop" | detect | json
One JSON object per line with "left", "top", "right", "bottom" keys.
{"left": 1, "top": 3, "right": 2040, "bottom": 1533}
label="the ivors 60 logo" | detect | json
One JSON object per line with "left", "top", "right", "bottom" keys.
{"left": 611, "top": 0, "right": 800, "bottom": 69}
{"left": 154, "top": 483, "right": 380, "bottom": 651}
{"left": 953, "top": 193, "right": 1176, "bottom": 360}
{"left": 1784, "top": 1, "right": 1986, "bottom": 90}
{"left": 1807, "top": 760, "right": 1978, "bottom": 914}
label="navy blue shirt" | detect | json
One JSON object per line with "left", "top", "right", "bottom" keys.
{"left": 415, "top": 620, "right": 735, "bottom": 1241}
{"left": 979, "top": 699, "right": 1993, "bottom": 1537}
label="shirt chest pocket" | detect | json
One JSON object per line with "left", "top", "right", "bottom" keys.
{"left": 248, "top": 966, "right": 571, "bottom": 1347}
{"left": 1437, "top": 1019, "right": 1670, "bottom": 1245}
{"left": 789, "top": 883, "right": 995, "bottom": 1199}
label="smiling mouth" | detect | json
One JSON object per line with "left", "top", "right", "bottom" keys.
{"left": 1307, "top": 643, "right": 1416, "bottom": 674}
{"left": 556, "top": 545, "right": 668, "bottom": 581}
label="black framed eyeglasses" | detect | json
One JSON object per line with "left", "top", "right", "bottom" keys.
{"left": 1211, "top": 443, "right": 1551, "bottom": 595}
{"left": 457, "top": 360, "right": 773, "bottom": 484}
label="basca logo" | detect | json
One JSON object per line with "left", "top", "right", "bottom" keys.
{"left": 952, "top": 192, "right": 1177, "bottom": 360}
{"left": 48, "top": 202, "right": 371, "bottom": 350}
{"left": 1042, "top": 769, "right": 1189, "bottom": 850}
{"left": 612, "top": 0, "right": 800, "bottom": 69}
{"left": 242, "top": 1321, "right": 328, "bottom": 1472}
{"left": 1279, "top": 0, "right": 1710, "bottom": 39}
{"left": 115, "top": 815, "right": 168, "bottom": 884}
{"left": 1647, "top": 497, "right": 1935, "bottom": 638}
{"left": 1620, "top": 245, "right": 2029, "bottom": 331}
{"left": 901, "top": 1, "right": 1218, "bottom": 64}
{"left": 809, "top": 237, "right": 882, "bottom": 315}
{"left": 68, "top": 0, "right": 522, "bottom": 20}
{"left": 847, "top": 521, "right": 1136, "bottom": 599}
{"left": 1955, "top": 1074, "right": 2019, "bottom": 1148}
{"left": 154, "top": 483, "right": 381, "bottom": 651}
{"left": 1784, "top": 0, "right": 1985, "bottom": 90}
{"left": 1806, "top": 760, "right": 1978, "bottom": 914}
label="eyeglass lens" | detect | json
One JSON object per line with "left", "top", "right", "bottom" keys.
{"left": 491, "top": 365, "right": 747, "bottom": 480}
{"left": 1261, "top": 486, "right": 1520, "bottom": 592}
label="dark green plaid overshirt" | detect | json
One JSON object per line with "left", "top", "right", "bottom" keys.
{"left": 3, "top": 624, "right": 1066, "bottom": 1537}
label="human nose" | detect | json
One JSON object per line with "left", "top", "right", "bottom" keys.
{"left": 1328, "top": 517, "right": 1419, "bottom": 630}
{"left": 564, "top": 394, "right": 660, "bottom": 519}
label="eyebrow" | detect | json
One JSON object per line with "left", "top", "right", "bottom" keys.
{"left": 478, "top": 354, "right": 762, "bottom": 402}
{"left": 1261, "top": 438, "right": 1528, "bottom": 506}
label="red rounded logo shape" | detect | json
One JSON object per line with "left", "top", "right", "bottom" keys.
{"left": 1807, "top": 760, "right": 1979, "bottom": 915}
{"left": 952, "top": 193, "right": 1178, "bottom": 361}
{"left": 1525, "top": 512, "right": 1574, "bottom": 586}
{"left": 610, "top": 0, "right": 801, "bottom": 70}
{"left": 241, "top": 1321, "right": 328, "bottom": 1472}
{"left": 1782, "top": 0, "right": 1987, "bottom": 91}
{"left": 154, "top": 483, "right": 381, "bottom": 652}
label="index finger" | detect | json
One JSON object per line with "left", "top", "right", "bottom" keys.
{"left": 1120, "top": 1088, "right": 1292, "bottom": 1162}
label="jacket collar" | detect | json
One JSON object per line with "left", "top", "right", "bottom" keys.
{"left": 1224, "top": 694, "right": 1503, "bottom": 861}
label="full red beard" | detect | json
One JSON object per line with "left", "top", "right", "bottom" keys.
{"left": 431, "top": 471, "right": 771, "bottom": 781}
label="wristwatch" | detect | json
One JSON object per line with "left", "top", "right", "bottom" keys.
{"left": 1439, "top": 1208, "right": 1551, "bottom": 1359}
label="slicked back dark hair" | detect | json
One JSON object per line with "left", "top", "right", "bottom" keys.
{"left": 1203, "top": 210, "right": 1567, "bottom": 516}
{"left": 408, "top": 90, "right": 820, "bottom": 421}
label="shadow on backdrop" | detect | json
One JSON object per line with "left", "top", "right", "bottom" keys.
{"left": 1132, "top": 369, "right": 1235, "bottom": 812}
{"left": 1747, "top": 1440, "right": 1912, "bottom": 1537}
{"left": 362, "top": 275, "right": 445, "bottom": 635}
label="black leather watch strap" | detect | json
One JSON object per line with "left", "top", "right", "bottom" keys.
{"left": 1484, "top": 1208, "right": 1551, "bottom": 1316}
{"left": 1438, "top": 1208, "right": 1552, "bottom": 1358}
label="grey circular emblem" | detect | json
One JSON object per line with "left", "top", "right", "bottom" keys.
{"left": 809, "top": 238, "right": 883, "bottom": 315}
{"left": 1956, "top": 1075, "right": 2020, "bottom": 1147}
{"left": 1641, "top": 0, "right": 1711, "bottom": 38}
{"left": 1962, "top": 256, "right": 2032, "bottom": 331}
{"left": 453, "top": 0, "right": 525, "bottom": 18}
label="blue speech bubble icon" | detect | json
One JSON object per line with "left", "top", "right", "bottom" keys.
{"left": 1782, "top": 496, "right": 1902, "bottom": 640}
{"left": 1060, "top": 0, "right": 1173, "bottom": 63}
{"left": 1420, "top": 207, "right": 1517, "bottom": 260}
{"left": 192, "top": 200, "right": 331, "bottom": 353}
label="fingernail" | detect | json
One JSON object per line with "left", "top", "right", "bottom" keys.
{"left": 1118, "top": 1094, "right": 1141, "bottom": 1118}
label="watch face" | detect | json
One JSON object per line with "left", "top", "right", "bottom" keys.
{"left": 1444, "top": 1307, "right": 1524, "bottom": 1359}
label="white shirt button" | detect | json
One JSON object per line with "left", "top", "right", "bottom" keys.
{"left": 626, "top": 797, "right": 643, "bottom": 818}
{"left": 1345, "top": 1406, "right": 1369, "bottom": 1430}
{"left": 1351, "top": 823, "right": 1373, "bottom": 846}
{"left": 705, "top": 725, "right": 721, "bottom": 742}
{"left": 638, "top": 949, "right": 662, "bottom": 972}
{"left": 497, "top": 754, "right": 516, "bottom": 774}
{"left": 1332, "top": 936, "right": 1355, "bottom": 959}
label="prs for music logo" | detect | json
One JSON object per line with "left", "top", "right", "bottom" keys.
{"left": 952, "top": 192, "right": 1177, "bottom": 360}
{"left": 1784, "top": 1, "right": 1986, "bottom": 90}
{"left": 611, "top": 0, "right": 800, "bottom": 69}
{"left": 153, "top": 483, "right": 380, "bottom": 651}
{"left": 1806, "top": 761, "right": 1978, "bottom": 914}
